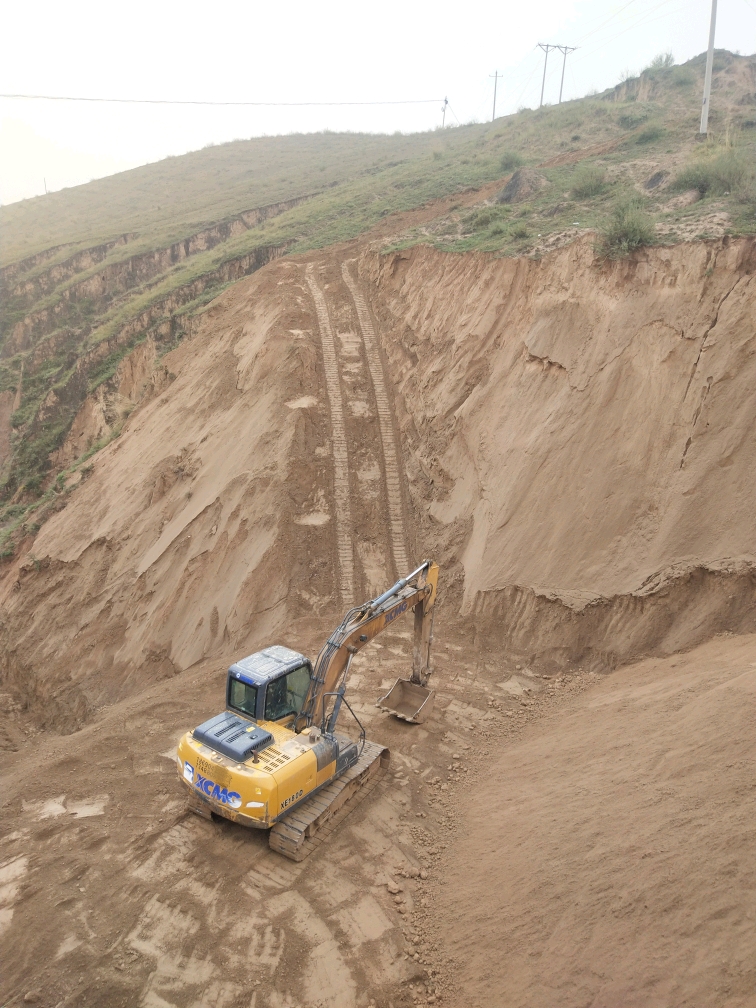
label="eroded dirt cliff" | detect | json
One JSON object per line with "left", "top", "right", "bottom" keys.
{"left": 363, "top": 236, "right": 756, "bottom": 668}
{"left": 2, "top": 237, "right": 755, "bottom": 735}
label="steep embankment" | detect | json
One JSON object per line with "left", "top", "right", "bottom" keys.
{"left": 363, "top": 236, "right": 756, "bottom": 668}
{"left": 2, "top": 235, "right": 754, "bottom": 740}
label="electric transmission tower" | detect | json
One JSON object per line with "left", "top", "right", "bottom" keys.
{"left": 537, "top": 43, "right": 577, "bottom": 107}
{"left": 699, "top": 0, "right": 717, "bottom": 134}
{"left": 490, "top": 71, "right": 502, "bottom": 121}
{"left": 557, "top": 45, "right": 577, "bottom": 103}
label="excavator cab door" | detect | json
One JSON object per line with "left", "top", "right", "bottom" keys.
{"left": 262, "top": 664, "right": 312, "bottom": 724}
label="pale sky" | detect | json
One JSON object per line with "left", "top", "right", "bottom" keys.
{"left": 1, "top": 0, "right": 754, "bottom": 205}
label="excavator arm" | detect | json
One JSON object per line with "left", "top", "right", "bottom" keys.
{"left": 298, "top": 561, "right": 439, "bottom": 732}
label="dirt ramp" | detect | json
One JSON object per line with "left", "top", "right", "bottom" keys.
{"left": 435, "top": 634, "right": 756, "bottom": 1007}
{"left": 362, "top": 237, "right": 756, "bottom": 667}
{"left": 0, "top": 259, "right": 339, "bottom": 733}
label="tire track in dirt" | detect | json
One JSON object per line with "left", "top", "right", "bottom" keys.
{"left": 305, "top": 263, "right": 355, "bottom": 604}
{"left": 341, "top": 261, "right": 410, "bottom": 578}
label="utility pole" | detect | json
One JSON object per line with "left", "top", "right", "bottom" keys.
{"left": 557, "top": 45, "right": 577, "bottom": 103}
{"left": 537, "top": 44, "right": 559, "bottom": 107}
{"left": 699, "top": 0, "right": 717, "bottom": 134}
{"left": 441, "top": 96, "right": 449, "bottom": 128}
{"left": 490, "top": 71, "right": 502, "bottom": 121}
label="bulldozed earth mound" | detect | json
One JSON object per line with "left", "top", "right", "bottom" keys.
{"left": 0, "top": 222, "right": 755, "bottom": 1007}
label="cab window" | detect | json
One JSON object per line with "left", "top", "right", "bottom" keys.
{"left": 264, "top": 665, "right": 311, "bottom": 722}
{"left": 228, "top": 679, "right": 258, "bottom": 719}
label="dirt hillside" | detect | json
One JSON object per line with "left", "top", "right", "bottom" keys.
{"left": 1, "top": 220, "right": 755, "bottom": 1007}
{"left": 363, "top": 237, "right": 756, "bottom": 667}
{"left": 3, "top": 236, "right": 755, "bottom": 737}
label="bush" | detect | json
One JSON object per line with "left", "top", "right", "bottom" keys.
{"left": 671, "top": 66, "right": 695, "bottom": 87}
{"left": 635, "top": 125, "right": 665, "bottom": 145}
{"left": 643, "top": 52, "right": 674, "bottom": 75}
{"left": 619, "top": 112, "right": 648, "bottom": 129}
{"left": 571, "top": 163, "right": 608, "bottom": 198}
{"left": 597, "top": 197, "right": 655, "bottom": 258}
{"left": 465, "top": 205, "right": 510, "bottom": 231}
{"left": 671, "top": 149, "right": 755, "bottom": 199}
{"left": 465, "top": 209, "right": 493, "bottom": 230}
{"left": 500, "top": 152, "right": 524, "bottom": 172}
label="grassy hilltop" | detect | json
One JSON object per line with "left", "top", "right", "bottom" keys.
{"left": 0, "top": 49, "right": 754, "bottom": 558}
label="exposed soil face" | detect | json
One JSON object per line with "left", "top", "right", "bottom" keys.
{"left": 1, "top": 232, "right": 755, "bottom": 1007}
{"left": 362, "top": 237, "right": 756, "bottom": 668}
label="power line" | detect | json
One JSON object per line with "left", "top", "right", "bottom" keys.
{"left": 446, "top": 103, "right": 462, "bottom": 126}
{"left": 513, "top": 58, "right": 542, "bottom": 111}
{"left": 573, "top": 0, "right": 639, "bottom": 44}
{"left": 0, "top": 92, "right": 445, "bottom": 107}
{"left": 572, "top": 0, "right": 688, "bottom": 64}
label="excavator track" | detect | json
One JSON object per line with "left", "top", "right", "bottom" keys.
{"left": 269, "top": 740, "right": 390, "bottom": 861}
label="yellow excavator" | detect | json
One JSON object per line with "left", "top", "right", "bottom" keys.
{"left": 176, "top": 561, "right": 438, "bottom": 860}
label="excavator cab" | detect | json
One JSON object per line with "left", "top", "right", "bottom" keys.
{"left": 226, "top": 646, "right": 313, "bottom": 726}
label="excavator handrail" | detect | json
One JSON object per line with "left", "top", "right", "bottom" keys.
{"left": 319, "top": 691, "right": 367, "bottom": 752}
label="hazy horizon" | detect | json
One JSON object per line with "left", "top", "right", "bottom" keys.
{"left": 2, "top": 0, "right": 754, "bottom": 206}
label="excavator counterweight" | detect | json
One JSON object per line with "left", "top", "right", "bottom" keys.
{"left": 176, "top": 561, "right": 440, "bottom": 860}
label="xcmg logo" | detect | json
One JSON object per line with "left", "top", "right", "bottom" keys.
{"left": 184, "top": 762, "right": 242, "bottom": 808}
{"left": 385, "top": 600, "right": 408, "bottom": 624}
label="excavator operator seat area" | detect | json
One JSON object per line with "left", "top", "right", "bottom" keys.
{"left": 264, "top": 665, "right": 310, "bottom": 721}
{"left": 226, "top": 645, "right": 313, "bottom": 725}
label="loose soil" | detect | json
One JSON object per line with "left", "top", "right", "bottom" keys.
{"left": 1, "top": 226, "right": 755, "bottom": 1006}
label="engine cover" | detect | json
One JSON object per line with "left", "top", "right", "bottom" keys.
{"left": 192, "top": 711, "right": 274, "bottom": 762}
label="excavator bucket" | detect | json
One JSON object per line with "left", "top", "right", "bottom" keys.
{"left": 377, "top": 678, "right": 436, "bottom": 724}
